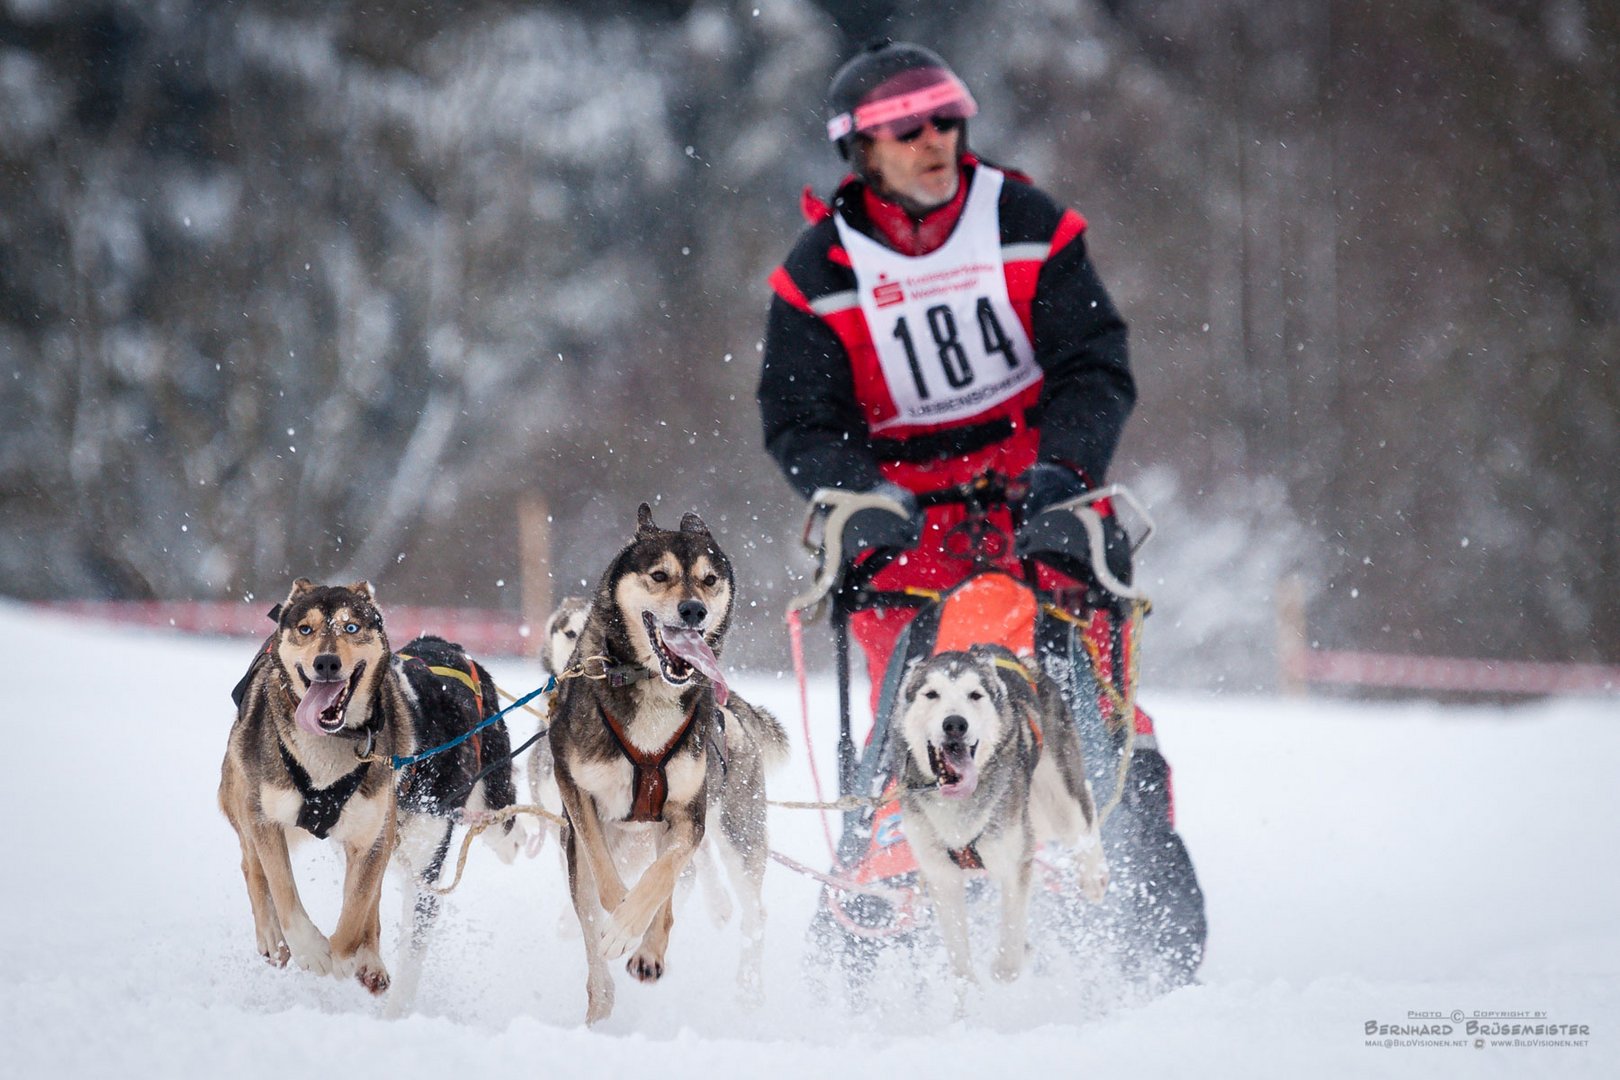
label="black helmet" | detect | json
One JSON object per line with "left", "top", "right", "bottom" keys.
{"left": 826, "top": 41, "right": 978, "bottom": 159}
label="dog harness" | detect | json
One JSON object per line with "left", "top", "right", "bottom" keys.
{"left": 276, "top": 740, "right": 369, "bottom": 839}
{"left": 397, "top": 651, "right": 487, "bottom": 767}
{"left": 598, "top": 700, "right": 700, "bottom": 823}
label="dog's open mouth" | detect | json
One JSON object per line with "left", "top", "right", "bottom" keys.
{"left": 294, "top": 660, "right": 366, "bottom": 737}
{"left": 642, "top": 611, "right": 729, "bottom": 705}
{"left": 927, "top": 740, "right": 979, "bottom": 799}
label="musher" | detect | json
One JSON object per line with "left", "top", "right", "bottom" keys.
{"left": 757, "top": 40, "right": 1206, "bottom": 982}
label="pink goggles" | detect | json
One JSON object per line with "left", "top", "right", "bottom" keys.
{"left": 827, "top": 70, "right": 978, "bottom": 143}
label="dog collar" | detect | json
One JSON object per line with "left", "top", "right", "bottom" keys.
{"left": 602, "top": 661, "right": 661, "bottom": 688}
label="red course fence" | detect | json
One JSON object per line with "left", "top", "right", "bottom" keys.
{"left": 1283, "top": 647, "right": 1618, "bottom": 696}
{"left": 35, "top": 600, "right": 1620, "bottom": 696}
{"left": 36, "top": 599, "right": 536, "bottom": 660}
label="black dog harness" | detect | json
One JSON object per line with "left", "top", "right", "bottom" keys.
{"left": 277, "top": 740, "right": 369, "bottom": 839}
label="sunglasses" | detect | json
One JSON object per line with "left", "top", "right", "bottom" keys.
{"left": 886, "top": 115, "right": 964, "bottom": 143}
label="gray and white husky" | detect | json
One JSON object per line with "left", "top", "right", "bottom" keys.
{"left": 547, "top": 505, "right": 788, "bottom": 1024}
{"left": 895, "top": 644, "right": 1108, "bottom": 986}
{"left": 524, "top": 595, "right": 589, "bottom": 855}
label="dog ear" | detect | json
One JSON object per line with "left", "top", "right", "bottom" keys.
{"left": 286, "top": 578, "right": 315, "bottom": 605}
{"left": 347, "top": 580, "right": 376, "bottom": 601}
{"left": 637, "top": 502, "right": 658, "bottom": 535}
{"left": 678, "top": 511, "right": 709, "bottom": 536}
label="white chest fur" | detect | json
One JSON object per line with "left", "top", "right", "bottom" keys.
{"left": 567, "top": 692, "right": 707, "bottom": 824}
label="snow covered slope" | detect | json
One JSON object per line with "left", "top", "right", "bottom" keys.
{"left": 1, "top": 602, "right": 1614, "bottom": 1078}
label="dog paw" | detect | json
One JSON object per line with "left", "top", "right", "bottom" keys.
{"left": 354, "top": 956, "right": 391, "bottom": 997}
{"left": 333, "top": 945, "right": 390, "bottom": 995}
{"left": 1079, "top": 862, "right": 1110, "bottom": 904}
{"left": 949, "top": 977, "right": 979, "bottom": 1021}
{"left": 991, "top": 955, "right": 1024, "bottom": 983}
{"left": 256, "top": 932, "right": 290, "bottom": 968}
{"left": 626, "top": 948, "right": 665, "bottom": 983}
{"left": 597, "top": 912, "right": 637, "bottom": 960}
{"left": 285, "top": 924, "right": 333, "bottom": 975}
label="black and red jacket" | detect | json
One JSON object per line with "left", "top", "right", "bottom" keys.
{"left": 758, "top": 157, "right": 1136, "bottom": 498}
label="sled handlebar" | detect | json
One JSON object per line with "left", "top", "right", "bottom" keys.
{"left": 788, "top": 488, "right": 914, "bottom": 621}
{"left": 787, "top": 478, "right": 1155, "bottom": 619}
{"left": 1036, "top": 484, "right": 1154, "bottom": 602}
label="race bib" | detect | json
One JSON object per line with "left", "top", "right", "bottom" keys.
{"left": 836, "top": 167, "right": 1039, "bottom": 432}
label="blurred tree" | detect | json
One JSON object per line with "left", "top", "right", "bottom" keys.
{"left": 0, "top": 0, "right": 1613, "bottom": 680}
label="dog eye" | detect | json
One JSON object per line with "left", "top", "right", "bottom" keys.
{"left": 297, "top": 625, "right": 313, "bottom": 636}
{"left": 344, "top": 622, "right": 360, "bottom": 634}
{"left": 564, "top": 630, "right": 577, "bottom": 640}
{"left": 650, "top": 570, "right": 670, "bottom": 583}
{"left": 923, "top": 689, "right": 940, "bottom": 700}
{"left": 968, "top": 690, "right": 984, "bottom": 701}
{"left": 702, "top": 574, "right": 718, "bottom": 587}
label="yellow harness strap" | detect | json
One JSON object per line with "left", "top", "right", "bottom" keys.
{"left": 991, "top": 654, "right": 1038, "bottom": 690}
{"left": 397, "top": 654, "right": 483, "bottom": 701}
{"left": 986, "top": 655, "right": 1044, "bottom": 748}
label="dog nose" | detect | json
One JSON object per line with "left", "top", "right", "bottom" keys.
{"left": 312, "top": 653, "right": 343, "bottom": 681}
{"left": 677, "top": 600, "right": 707, "bottom": 628}
{"left": 942, "top": 715, "right": 968, "bottom": 742}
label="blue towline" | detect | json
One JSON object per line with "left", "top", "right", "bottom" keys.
{"left": 389, "top": 674, "right": 556, "bottom": 770}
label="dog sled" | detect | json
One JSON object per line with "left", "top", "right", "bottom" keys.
{"left": 787, "top": 472, "right": 1207, "bottom": 991}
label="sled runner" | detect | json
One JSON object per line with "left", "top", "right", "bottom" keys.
{"left": 789, "top": 473, "right": 1206, "bottom": 989}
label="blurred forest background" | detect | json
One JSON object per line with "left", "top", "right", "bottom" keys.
{"left": 1, "top": 0, "right": 1615, "bottom": 687}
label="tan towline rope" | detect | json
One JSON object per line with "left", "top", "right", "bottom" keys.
{"left": 423, "top": 803, "right": 568, "bottom": 896}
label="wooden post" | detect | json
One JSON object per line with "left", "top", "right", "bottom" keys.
{"left": 518, "top": 494, "right": 552, "bottom": 659}
{"left": 1277, "top": 574, "right": 1308, "bottom": 696}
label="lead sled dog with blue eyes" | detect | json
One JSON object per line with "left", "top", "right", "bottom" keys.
{"left": 547, "top": 505, "right": 789, "bottom": 1025}
{"left": 218, "top": 578, "right": 520, "bottom": 1008}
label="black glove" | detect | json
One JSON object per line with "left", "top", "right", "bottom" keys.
{"left": 842, "top": 481, "right": 922, "bottom": 554}
{"left": 1017, "top": 462, "right": 1089, "bottom": 520}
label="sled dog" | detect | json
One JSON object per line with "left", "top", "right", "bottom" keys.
{"left": 548, "top": 505, "right": 788, "bottom": 1024}
{"left": 218, "top": 580, "right": 519, "bottom": 1004}
{"left": 524, "top": 595, "right": 589, "bottom": 848}
{"left": 531, "top": 594, "right": 747, "bottom": 933}
{"left": 387, "top": 632, "right": 521, "bottom": 1013}
{"left": 894, "top": 644, "right": 1108, "bottom": 986}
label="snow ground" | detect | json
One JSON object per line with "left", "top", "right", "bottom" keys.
{"left": 1, "top": 601, "right": 1615, "bottom": 1079}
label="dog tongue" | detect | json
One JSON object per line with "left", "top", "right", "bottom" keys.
{"left": 939, "top": 749, "right": 979, "bottom": 799}
{"left": 295, "top": 681, "right": 346, "bottom": 737}
{"left": 661, "top": 627, "right": 729, "bottom": 706}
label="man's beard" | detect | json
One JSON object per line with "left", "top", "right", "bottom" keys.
{"left": 868, "top": 164, "right": 960, "bottom": 218}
